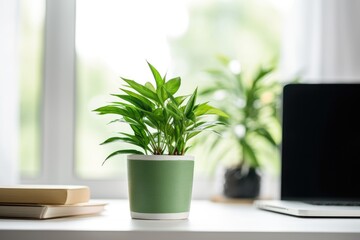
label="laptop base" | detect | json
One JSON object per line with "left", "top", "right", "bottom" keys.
{"left": 255, "top": 200, "right": 360, "bottom": 217}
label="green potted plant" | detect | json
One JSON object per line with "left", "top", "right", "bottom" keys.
{"left": 199, "top": 56, "right": 283, "bottom": 199}
{"left": 94, "top": 62, "right": 226, "bottom": 219}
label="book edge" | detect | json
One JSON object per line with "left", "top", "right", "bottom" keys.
{"left": 0, "top": 202, "right": 106, "bottom": 219}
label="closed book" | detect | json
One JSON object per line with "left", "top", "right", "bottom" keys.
{"left": 0, "top": 202, "right": 106, "bottom": 219}
{"left": 0, "top": 185, "right": 90, "bottom": 205}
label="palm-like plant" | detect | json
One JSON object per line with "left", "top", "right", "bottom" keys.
{"left": 200, "top": 56, "right": 282, "bottom": 169}
{"left": 94, "top": 62, "right": 226, "bottom": 164}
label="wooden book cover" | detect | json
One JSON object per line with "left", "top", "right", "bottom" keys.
{"left": 0, "top": 202, "right": 106, "bottom": 219}
{"left": 0, "top": 185, "right": 90, "bottom": 205}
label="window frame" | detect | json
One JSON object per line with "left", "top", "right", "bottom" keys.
{"left": 0, "top": 0, "right": 19, "bottom": 185}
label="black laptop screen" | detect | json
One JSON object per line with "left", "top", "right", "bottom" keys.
{"left": 281, "top": 84, "right": 360, "bottom": 201}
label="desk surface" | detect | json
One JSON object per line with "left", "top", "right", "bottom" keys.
{"left": 1, "top": 200, "right": 360, "bottom": 240}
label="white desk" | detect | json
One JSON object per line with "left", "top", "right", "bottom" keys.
{"left": 0, "top": 200, "right": 360, "bottom": 240}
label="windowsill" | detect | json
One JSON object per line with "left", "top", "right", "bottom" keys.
{"left": 0, "top": 200, "right": 359, "bottom": 240}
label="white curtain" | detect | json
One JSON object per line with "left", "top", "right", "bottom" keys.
{"left": 281, "top": 0, "right": 360, "bottom": 82}
{"left": 0, "top": 0, "right": 19, "bottom": 184}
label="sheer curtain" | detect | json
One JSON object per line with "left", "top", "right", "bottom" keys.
{"left": 281, "top": 0, "right": 360, "bottom": 82}
{"left": 0, "top": 0, "right": 19, "bottom": 184}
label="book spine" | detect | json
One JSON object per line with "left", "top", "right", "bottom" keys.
{"left": 65, "top": 188, "right": 90, "bottom": 205}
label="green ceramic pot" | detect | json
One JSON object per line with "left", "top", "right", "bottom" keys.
{"left": 127, "top": 155, "right": 194, "bottom": 220}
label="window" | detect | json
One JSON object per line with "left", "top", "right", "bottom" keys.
{"left": 14, "top": 0, "right": 282, "bottom": 198}
{"left": 0, "top": 0, "right": 45, "bottom": 181}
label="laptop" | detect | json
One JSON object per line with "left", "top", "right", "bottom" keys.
{"left": 255, "top": 83, "right": 360, "bottom": 217}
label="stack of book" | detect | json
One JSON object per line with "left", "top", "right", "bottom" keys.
{"left": 0, "top": 185, "right": 106, "bottom": 219}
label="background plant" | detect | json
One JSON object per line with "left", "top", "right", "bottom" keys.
{"left": 94, "top": 62, "right": 226, "bottom": 164}
{"left": 198, "top": 56, "right": 283, "bottom": 170}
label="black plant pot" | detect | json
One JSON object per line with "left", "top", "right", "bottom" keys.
{"left": 223, "top": 166, "right": 261, "bottom": 199}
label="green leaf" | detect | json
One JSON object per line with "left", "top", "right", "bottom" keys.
{"left": 112, "top": 94, "right": 152, "bottom": 112}
{"left": 187, "top": 129, "right": 221, "bottom": 140}
{"left": 241, "top": 140, "right": 259, "bottom": 167}
{"left": 193, "top": 103, "right": 210, "bottom": 116}
{"left": 121, "top": 77, "right": 159, "bottom": 101}
{"left": 122, "top": 105, "right": 143, "bottom": 120}
{"left": 205, "top": 107, "right": 228, "bottom": 118}
{"left": 118, "top": 132, "right": 149, "bottom": 147}
{"left": 101, "top": 102, "right": 142, "bottom": 121}
{"left": 102, "top": 149, "right": 144, "bottom": 165}
{"left": 147, "top": 61, "right": 164, "bottom": 89}
{"left": 190, "top": 121, "right": 224, "bottom": 131}
{"left": 107, "top": 119, "right": 122, "bottom": 125}
{"left": 184, "top": 88, "right": 197, "bottom": 118}
{"left": 156, "top": 85, "right": 168, "bottom": 104}
{"left": 154, "top": 108, "right": 166, "bottom": 119}
{"left": 143, "top": 119, "right": 157, "bottom": 129}
{"left": 187, "top": 120, "right": 206, "bottom": 130}
{"left": 255, "top": 128, "right": 277, "bottom": 146}
{"left": 166, "top": 102, "right": 183, "bottom": 119}
{"left": 100, "top": 136, "right": 145, "bottom": 148}
{"left": 187, "top": 131, "right": 201, "bottom": 140}
{"left": 100, "top": 137, "right": 124, "bottom": 145}
{"left": 194, "top": 103, "right": 228, "bottom": 118}
{"left": 183, "top": 146, "right": 191, "bottom": 154}
{"left": 143, "top": 110, "right": 164, "bottom": 130}
{"left": 252, "top": 67, "right": 274, "bottom": 88}
{"left": 165, "top": 124, "right": 175, "bottom": 136}
{"left": 119, "top": 89, "right": 155, "bottom": 108}
{"left": 144, "top": 82, "right": 156, "bottom": 92}
{"left": 144, "top": 113, "right": 162, "bottom": 129}
{"left": 164, "top": 77, "right": 181, "bottom": 95}
{"left": 164, "top": 87, "right": 181, "bottom": 109}
{"left": 120, "top": 116, "right": 142, "bottom": 126}
{"left": 93, "top": 106, "right": 130, "bottom": 117}
{"left": 130, "top": 124, "right": 145, "bottom": 138}
{"left": 175, "top": 95, "right": 188, "bottom": 105}
{"left": 187, "top": 112, "right": 196, "bottom": 122}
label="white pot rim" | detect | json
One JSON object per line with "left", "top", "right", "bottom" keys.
{"left": 127, "top": 155, "right": 194, "bottom": 161}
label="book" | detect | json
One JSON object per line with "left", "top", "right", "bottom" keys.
{"left": 0, "top": 185, "right": 90, "bottom": 205}
{"left": 0, "top": 202, "right": 106, "bottom": 219}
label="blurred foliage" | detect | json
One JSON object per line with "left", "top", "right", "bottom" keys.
{"left": 196, "top": 55, "right": 283, "bottom": 173}
{"left": 168, "top": 0, "right": 281, "bottom": 76}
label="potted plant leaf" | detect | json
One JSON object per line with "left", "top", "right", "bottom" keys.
{"left": 94, "top": 62, "right": 226, "bottom": 219}
{"left": 199, "top": 56, "right": 283, "bottom": 199}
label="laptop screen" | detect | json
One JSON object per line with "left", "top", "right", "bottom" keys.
{"left": 281, "top": 84, "right": 360, "bottom": 201}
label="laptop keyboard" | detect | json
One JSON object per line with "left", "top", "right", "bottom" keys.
{"left": 307, "top": 201, "right": 360, "bottom": 206}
